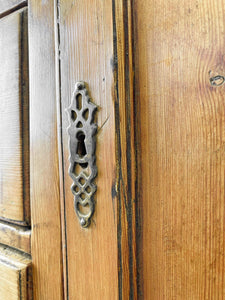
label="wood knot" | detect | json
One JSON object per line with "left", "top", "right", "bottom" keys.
{"left": 209, "top": 75, "right": 225, "bottom": 87}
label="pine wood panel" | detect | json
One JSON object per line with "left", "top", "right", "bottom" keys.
{"left": 0, "top": 8, "right": 29, "bottom": 225}
{"left": 0, "top": 244, "right": 32, "bottom": 299}
{"left": 0, "top": 221, "right": 30, "bottom": 254}
{"left": 59, "top": 1, "right": 118, "bottom": 298}
{"left": 28, "top": 0, "right": 63, "bottom": 298}
{"left": 134, "top": 0, "right": 225, "bottom": 298}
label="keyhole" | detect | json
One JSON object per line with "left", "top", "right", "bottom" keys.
{"left": 76, "top": 94, "right": 82, "bottom": 110}
{"left": 76, "top": 132, "right": 87, "bottom": 158}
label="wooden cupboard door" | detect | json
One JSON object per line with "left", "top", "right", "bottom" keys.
{"left": 0, "top": 7, "right": 29, "bottom": 225}
{"left": 0, "top": 244, "right": 32, "bottom": 300}
{"left": 134, "top": 0, "right": 225, "bottom": 298}
{"left": 26, "top": 0, "right": 137, "bottom": 298}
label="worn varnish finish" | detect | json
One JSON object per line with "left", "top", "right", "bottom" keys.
{"left": 0, "top": 221, "right": 30, "bottom": 254}
{"left": 113, "top": 0, "right": 137, "bottom": 298}
{"left": 134, "top": 0, "right": 225, "bottom": 298}
{"left": 0, "top": 8, "right": 30, "bottom": 225}
{"left": 29, "top": 0, "right": 63, "bottom": 298}
{"left": 0, "top": 244, "right": 32, "bottom": 300}
{"left": 58, "top": 0, "right": 118, "bottom": 298}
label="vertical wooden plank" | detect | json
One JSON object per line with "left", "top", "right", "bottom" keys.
{"left": 58, "top": 0, "right": 118, "bottom": 298}
{"left": 134, "top": 0, "right": 225, "bottom": 298}
{"left": 28, "top": 1, "right": 63, "bottom": 299}
{"left": 113, "top": 0, "right": 137, "bottom": 298}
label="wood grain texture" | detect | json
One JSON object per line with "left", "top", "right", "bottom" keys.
{"left": 0, "top": 221, "right": 30, "bottom": 254}
{"left": 134, "top": 0, "right": 225, "bottom": 298}
{"left": 0, "top": 8, "right": 30, "bottom": 225}
{"left": 29, "top": 0, "right": 63, "bottom": 299}
{"left": 0, "top": 244, "right": 32, "bottom": 299}
{"left": 58, "top": 0, "right": 118, "bottom": 298}
{"left": 113, "top": 0, "right": 137, "bottom": 298}
{"left": 0, "top": 0, "right": 27, "bottom": 18}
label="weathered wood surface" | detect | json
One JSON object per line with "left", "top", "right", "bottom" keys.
{"left": 0, "top": 8, "right": 30, "bottom": 225}
{"left": 134, "top": 0, "right": 225, "bottom": 298}
{"left": 0, "top": 221, "right": 30, "bottom": 254}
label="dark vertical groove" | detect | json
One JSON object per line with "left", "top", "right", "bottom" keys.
{"left": 112, "top": 1, "right": 123, "bottom": 299}
{"left": 123, "top": 0, "right": 134, "bottom": 298}
{"left": 132, "top": 0, "right": 143, "bottom": 298}
{"left": 19, "top": 270, "right": 22, "bottom": 300}
{"left": 27, "top": 264, "right": 33, "bottom": 300}
{"left": 20, "top": 9, "right": 30, "bottom": 226}
{"left": 19, "top": 10, "right": 25, "bottom": 223}
{"left": 55, "top": 2, "right": 69, "bottom": 299}
{"left": 112, "top": 0, "right": 137, "bottom": 298}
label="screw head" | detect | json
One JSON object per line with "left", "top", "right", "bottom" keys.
{"left": 76, "top": 81, "right": 85, "bottom": 90}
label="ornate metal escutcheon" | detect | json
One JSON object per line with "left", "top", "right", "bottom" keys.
{"left": 66, "top": 81, "right": 97, "bottom": 228}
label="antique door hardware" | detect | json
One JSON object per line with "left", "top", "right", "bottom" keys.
{"left": 66, "top": 81, "right": 97, "bottom": 228}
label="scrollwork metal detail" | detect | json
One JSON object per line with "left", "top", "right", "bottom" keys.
{"left": 66, "top": 81, "right": 97, "bottom": 228}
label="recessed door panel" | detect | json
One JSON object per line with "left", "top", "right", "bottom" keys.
{"left": 0, "top": 244, "right": 32, "bottom": 300}
{"left": 0, "top": 8, "right": 29, "bottom": 225}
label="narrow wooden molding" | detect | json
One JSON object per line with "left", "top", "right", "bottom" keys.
{"left": 54, "top": 0, "right": 68, "bottom": 298}
{"left": 57, "top": 0, "right": 118, "bottom": 298}
{"left": 112, "top": 0, "right": 137, "bottom": 298}
{"left": 0, "top": 221, "right": 31, "bottom": 254}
